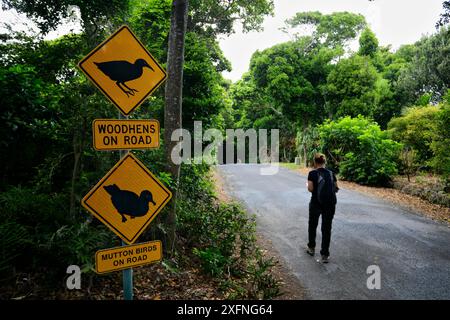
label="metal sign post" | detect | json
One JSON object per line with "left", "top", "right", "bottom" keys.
{"left": 119, "top": 113, "right": 133, "bottom": 300}
{"left": 122, "top": 240, "right": 133, "bottom": 300}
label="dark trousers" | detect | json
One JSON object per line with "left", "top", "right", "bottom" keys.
{"left": 308, "top": 201, "right": 335, "bottom": 256}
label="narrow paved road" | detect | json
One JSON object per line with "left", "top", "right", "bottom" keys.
{"left": 217, "top": 164, "right": 450, "bottom": 300}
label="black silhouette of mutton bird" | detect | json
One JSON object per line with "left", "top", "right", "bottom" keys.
{"left": 94, "top": 59, "right": 154, "bottom": 97}
{"left": 103, "top": 184, "right": 156, "bottom": 223}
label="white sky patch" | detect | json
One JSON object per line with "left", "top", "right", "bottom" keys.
{"left": 0, "top": 5, "right": 82, "bottom": 40}
{"left": 219, "top": 0, "right": 444, "bottom": 82}
{"left": 0, "top": 1, "right": 444, "bottom": 82}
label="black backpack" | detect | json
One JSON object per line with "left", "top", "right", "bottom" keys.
{"left": 316, "top": 169, "right": 337, "bottom": 206}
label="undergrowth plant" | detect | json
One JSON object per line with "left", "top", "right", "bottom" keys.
{"left": 177, "top": 163, "right": 281, "bottom": 299}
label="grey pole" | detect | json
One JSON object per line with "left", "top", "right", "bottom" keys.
{"left": 119, "top": 112, "right": 133, "bottom": 300}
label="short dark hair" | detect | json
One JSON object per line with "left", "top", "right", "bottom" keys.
{"left": 314, "top": 153, "right": 326, "bottom": 165}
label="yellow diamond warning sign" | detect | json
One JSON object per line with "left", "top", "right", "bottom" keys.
{"left": 93, "top": 119, "right": 159, "bottom": 151}
{"left": 78, "top": 25, "right": 167, "bottom": 116}
{"left": 95, "top": 241, "right": 162, "bottom": 274}
{"left": 81, "top": 153, "right": 172, "bottom": 244}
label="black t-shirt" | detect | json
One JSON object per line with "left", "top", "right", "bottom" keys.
{"left": 307, "top": 168, "right": 338, "bottom": 205}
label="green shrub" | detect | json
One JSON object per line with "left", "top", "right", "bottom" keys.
{"left": 296, "top": 127, "right": 321, "bottom": 167}
{"left": 179, "top": 199, "right": 257, "bottom": 275}
{"left": 178, "top": 162, "right": 215, "bottom": 204}
{"left": 0, "top": 221, "right": 29, "bottom": 276}
{"left": 317, "top": 116, "right": 370, "bottom": 171}
{"left": 387, "top": 105, "right": 440, "bottom": 165}
{"left": 429, "top": 103, "right": 450, "bottom": 183}
{"left": 246, "top": 249, "right": 280, "bottom": 299}
{"left": 177, "top": 163, "right": 280, "bottom": 298}
{"left": 399, "top": 147, "right": 418, "bottom": 181}
{"left": 46, "top": 223, "right": 114, "bottom": 273}
{"left": 388, "top": 103, "right": 450, "bottom": 183}
{"left": 340, "top": 133, "right": 401, "bottom": 185}
{"left": 319, "top": 116, "right": 402, "bottom": 185}
{"left": 0, "top": 186, "right": 69, "bottom": 228}
{"left": 0, "top": 186, "right": 114, "bottom": 276}
{"left": 193, "top": 247, "right": 229, "bottom": 277}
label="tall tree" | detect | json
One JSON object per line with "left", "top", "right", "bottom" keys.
{"left": 188, "top": 0, "right": 274, "bottom": 37}
{"left": 1, "top": 0, "right": 129, "bottom": 42}
{"left": 396, "top": 27, "right": 450, "bottom": 105}
{"left": 359, "top": 27, "right": 378, "bottom": 57}
{"left": 249, "top": 38, "right": 339, "bottom": 128}
{"left": 323, "top": 55, "right": 379, "bottom": 119}
{"left": 164, "top": 0, "right": 189, "bottom": 254}
{"left": 284, "top": 11, "right": 366, "bottom": 49}
{"left": 437, "top": 0, "right": 450, "bottom": 28}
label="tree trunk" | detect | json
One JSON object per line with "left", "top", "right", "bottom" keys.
{"left": 69, "top": 117, "right": 87, "bottom": 221}
{"left": 164, "top": 0, "right": 189, "bottom": 256}
{"left": 303, "top": 144, "right": 308, "bottom": 167}
{"left": 69, "top": 134, "right": 81, "bottom": 221}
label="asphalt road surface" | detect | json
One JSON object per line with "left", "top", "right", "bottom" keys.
{"left": 217, "top": 164, "right": 450, "bottom": 300}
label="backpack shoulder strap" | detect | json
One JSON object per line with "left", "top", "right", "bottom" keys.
{"left": 326, "top": 169, "right": 335, "bottom": 179}
{"left": 316, "top": 169, "right": 324, "bottom": 179}
{"left": 326, "top": 169, "right": 338, "bottom": 193}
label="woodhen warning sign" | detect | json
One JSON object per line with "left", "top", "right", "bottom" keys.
{"left": 95, "top": 241, "right": 162, "bottom": 274}
{"left": 93, "top": 119, "right": 159, "bottom": 150}
{"left": 78, "top": 25, "right": 167, "bottom": 116}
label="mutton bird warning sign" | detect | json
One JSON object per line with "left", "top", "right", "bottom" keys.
{"left": 78, "top": 25, "right": 167, "bottom": 116}
{"left": 95, "top": 241, "right": 162, "bottom": 274}
{"left": 81, "top": 153, "right": 172, "bottom": 244}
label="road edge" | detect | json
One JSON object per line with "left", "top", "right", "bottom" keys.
{"left": 212, "top": 166, "right": 308, "bottom": 300}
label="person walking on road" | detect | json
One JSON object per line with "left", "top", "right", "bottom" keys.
{"left": 306, "top": 153, "right": 339, "bottom": 263}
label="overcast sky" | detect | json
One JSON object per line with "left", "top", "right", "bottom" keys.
{"left": 219, "top": 0, "right": 444, "bottom": 82}
{"left": 1, "top": 0, "right": 445, "bottom": 82}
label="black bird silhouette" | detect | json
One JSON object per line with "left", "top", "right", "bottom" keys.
{"left": 103, "top": 184, "right": 156, "bottom": 223}
{"left": 94, "top": 59, "right": 154, "bottom": 97}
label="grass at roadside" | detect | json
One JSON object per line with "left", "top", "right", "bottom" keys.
{"left": 279, "top": 162, "right": 310, "bottom": 176}
{"left": 278, "top": 162, "right": 303, "bottom": 171}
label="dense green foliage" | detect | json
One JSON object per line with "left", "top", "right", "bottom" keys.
{"left": 318, "top": 117, "right": 401, "bottom": 186}
{"left": 284, "top": 11, "right": 366, "bottom": 48}
{"left": 388, "top": 101, "right": 450, "bottom": 180}
{"left": 430, "top": 102, "right": 450, "bottom": 181}
{"left": 230, "top": 12, "right": 370, "bottom": 160}
{"left": 188, "top": 0, "right": 274, "bottom": 36}
{"left": 359, "top": 27, "right": 379, "bottom": 58}
{"left": 231, "top": 11, "right": 449, "bottom": 187}
{"left": 323, "top": 55, "right": 379, "bottom": 119}
{"left": 437, "top": 1, "right": 450, "bottom": 28}
{"left": 396, "top": 27, "right": 450, "bottom": 106}
{"left": 388, "top": 106, "right": 441, "bottom": 165}
{"left": 175, "top": 163, "right": 280, "bottom": 298}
